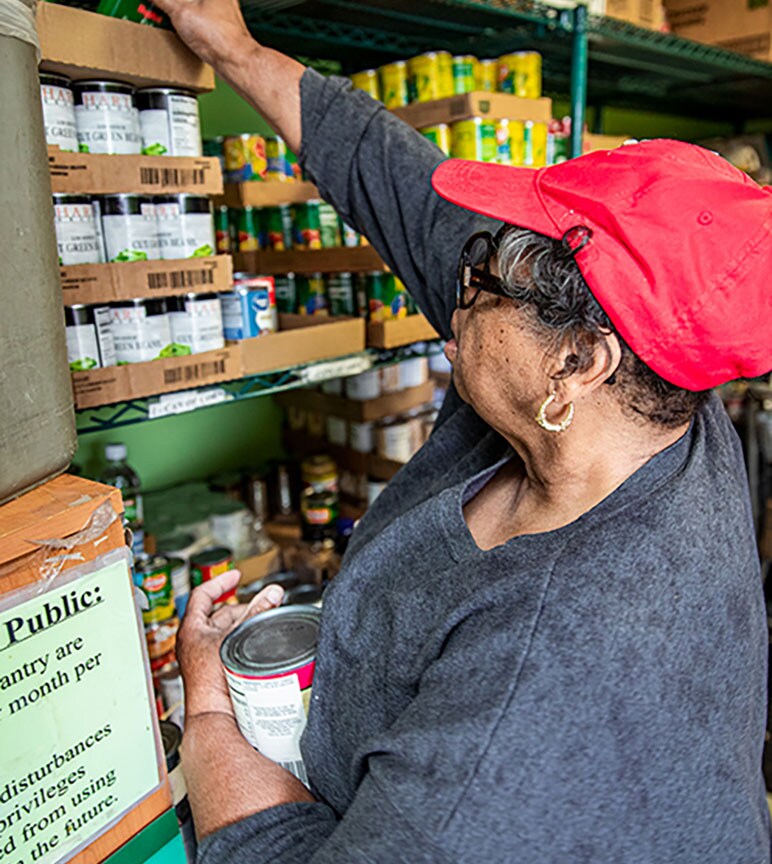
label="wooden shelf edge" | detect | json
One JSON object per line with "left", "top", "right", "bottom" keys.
{"left": 234, "top": 246, "right": 385, "bottom": 275}
{"left": 217, "top": 181, "right": 321, "bottom": 208}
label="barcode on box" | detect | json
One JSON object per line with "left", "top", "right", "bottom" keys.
{"left": 164, "top": 359, "right": 226, "bottom": 385}
{"left": 147, "top": 269, "right": 215, "bottom": 290}
{"left": 279, "top": 760, "right": 309, "bottom": 786}
{"left": 140, "top": 167, "right": 207, "bottom": 186}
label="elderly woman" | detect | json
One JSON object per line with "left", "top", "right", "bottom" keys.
{"left": 155, "top": 0, "right": 771, "bottom": 860}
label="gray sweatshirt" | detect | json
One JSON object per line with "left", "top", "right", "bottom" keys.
{"left": 199, "top": 70, "right": 769, "bottom": 863}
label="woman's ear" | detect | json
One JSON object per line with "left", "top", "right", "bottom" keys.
{"left": 551, "top": 331, "right": 622, "bottom": 405}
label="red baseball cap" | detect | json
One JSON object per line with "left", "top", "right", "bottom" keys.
{"left": 432, "top": 139, "right": 772, "bottom": 390}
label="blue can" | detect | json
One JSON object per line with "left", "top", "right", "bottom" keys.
{"left": 220, "top": 274, "right": 278, "bottom": 340}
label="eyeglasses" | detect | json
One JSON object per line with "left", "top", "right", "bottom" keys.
{"left": 456, "top": 230, "right": 512, "bottom": 310}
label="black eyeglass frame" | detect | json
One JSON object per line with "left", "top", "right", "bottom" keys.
{"left": 455, "top": 229, "right": 511, "bottom": 310}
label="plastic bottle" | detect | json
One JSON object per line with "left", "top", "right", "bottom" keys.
{"left": 101, "top": 443, "right": 145, "bottom": 557}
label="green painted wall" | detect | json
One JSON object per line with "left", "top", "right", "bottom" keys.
{"left": 199, "top": 77, "right": 275, "bottom": 138}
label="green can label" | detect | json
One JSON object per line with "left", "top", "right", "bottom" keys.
{"left": 327, "top": 273, "right": 356, "bottom": 316}
{"left": 274, "top": 274, "right": 297, "bottom": 313}
{"left": 292, "top": 202, "right": 321, "bottom": 250}
{"left": 367, "top": 272, "right": 408, "bottom": 322}
{"left": 265, "top": 205, "right": 293, "bottom": 251}
{"left": 135, "top": 560, "right": 174, "bottom": 624}
{"left": 297, "top": 274, "right": 328, "bottom": 315}
{"left": 237, "top": 207, "right": 260, "bottom": 252}
{"left": 318, "top": 202, "right": 341, "bottom": 249}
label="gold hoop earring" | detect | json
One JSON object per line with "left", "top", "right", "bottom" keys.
{"left": 535, "top": 393, "right": 575, "bottom": 433}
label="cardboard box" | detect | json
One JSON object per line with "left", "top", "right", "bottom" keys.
{"left": 367, "top": 314, "right": 440, "bottom": 349}
{"left": 73, "top": 346, "right": 242, "bottom": 409}
{"left": 240, "top": 315, "right": 366, "bottom": 376}
{"left": 391, "top": 92, "right": 553, "bottom": 128}
{"left": 235, "top": 547, "right": 282, "bottom": 587}
{"left": 218, "top": 181, "right": 322, "bottom": 209}
{"left": 61, "top": 256, "right": 234, "bottom": 305}
{"left": 234, "top": 246, "right": 384, "bottom": 276}
{"left": 583, "top": 133, "right": 633, "bottom": 153}
{"left": 49, "top": 148, "right": 223, "bottom": 196}
{"left": 38, "top": 3, "right": 215, "bottom": 91}
{"left": 664, "top": 0, "right": 772, "bottom": 60}
{"left": 277, "top": 380, "right": 435, "bottom": 422}
{"left": 602, "top": 0, "right": 667, "bottom": 29}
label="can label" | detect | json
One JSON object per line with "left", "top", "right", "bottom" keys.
{"left": 224, "top": 135, "right": 266, "bottom": 182}
{"left": 110, "top": 306, "right": 174, "bottom": 363}
{"left": 327, "top": 273, "right": 355, "bottom": 316}
{"left": 292, "top": 203, "right": 321, "bottom": 250}
{"left": 265, "top": 205, "right": 293, "bottom": 251}
{"left": 169, "top": 297, "right": 224, "bottom": 354}
{"left": 452, "top": 56, "right": 477, "bottom": 95}
{"left": 297, "top": 275, "right": 328, "bottom": 316}
{"left": 75, "top": 92, "right": 142, "bottom": 155}
{"left": 451, "top": 119, "right": 497, "bottom": 162}
{"left": 265, "top": 137, "right": 292, "bottom": 181}
{"left": 273, "top": 275, "right": 297, "bottom": 313}
{"left": 41, "top": 83, "right": 79, "bottom": 152}
{"left": 379, "top": 62, "right": 409, "bottom": 108}
{"left": 139, "top": 95, "right": 201, "bottom": 157}
{"left": 223, "top": 664, "right": 313, "bottom": 785}
{"left": 102, "top": 205, "right": 161, "bottom": 262}
{"left": 220, "top": 280, "right": 278, "bottom": 340}
{"left": 476, "top": 59, "right": 497, "bottom": 92}
{"left": 54, "top": 200, "right": 103, "bottom": 265}
{"left": 318, "top": 203, "right": 341, "bottom": 249}
{"left": 341, "top": 221, "right": 360, "bottom": 248}
{"left": 420, "top": 124, "right": 452, "bottom": 157}
{"left": 367, "top": 272, "right": 408, "bottom": 322}
{"left": 135, "top": 563, "right": 175, "bottom": 624}
{"left": 190, "top": 556, "right": 232, "bottom": 589}
{"left": 237, "top": 208, "right": 261, "bottom": 252}
{"left": 350, "top": 70, "right": 380, "bottom": 101}
{"left": 524, "top": 121, "right": 548, "bottom": 168}
{"left": 156, "top": 203, "right": 215, "bottom": 259}
{"left": 66, "top": 307, "right": 116, "bottom": 370}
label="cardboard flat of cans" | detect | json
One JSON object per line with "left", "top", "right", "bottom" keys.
{"left": 664, "top": 0, "right": 772, "bottom": 61}
{"left": 391, "top": 92, "right": 553, "bottom": 130}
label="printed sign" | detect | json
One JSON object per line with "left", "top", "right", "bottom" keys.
{"left": 0, "top": 557, "right": 161, "bottom": 864}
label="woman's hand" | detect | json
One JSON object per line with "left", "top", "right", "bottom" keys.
{"left": 152, "top": 0, "right": 256, "bottom": 70}
{"left": 177, "top": 570, "right": 284, "bottom": 719}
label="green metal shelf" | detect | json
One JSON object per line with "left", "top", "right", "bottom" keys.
{"left": 75, "top": 343, "right": 445, "bottom": 433}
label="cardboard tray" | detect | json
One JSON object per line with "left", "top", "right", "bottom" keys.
{"left": 72, "top": 346, "right": 242, "bottom": 409}
{"left": 391, "top": 92, "right": 553, "bottom": 128}
{"left": 49, "top": 148, "right": 223, "bottom": 195}
{"left": 276, "top": 380, "right": 434, "bottom": 422}
{"left": 367, "top": 314, "right": 440, "bottom": 349}
{"left": 233, "top": 246, "right": 384, "bottom": 276}
{"left": 218, "top": 181, "right": 322, "bottom": 209}
{"left": 38, "top": 3, "right": 215, "bottom": 91}
{"left": 60, "top": 256, "right": 234, "bottom": 305}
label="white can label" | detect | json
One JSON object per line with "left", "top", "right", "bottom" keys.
{"left": 111, "top": 306, "right": 172, "bottom": 363}
{"left": 102, "top": 205, "right": 160, "bottom": 262}
{"left": 224, "top": 669, "right": 309, "bottom": 786}
{"left": 75, "top": 91, "right": 142, "bottom": 155}
{"left": 140, "top": 95, "right": 201, "bottom": 157}
{"left": 40, "top": 84, "right": 79, "bottom": 152}
{"left": 169, "top": 298, "right": 224, "bottom": 354}
{"left": 349, "top": 420, "right": 375, "bottom": 453}
{"left": 54, "top": 201, "right": 103, "bottom": 265}
{"left": 65, "top": 307, "right": 116, "bottom": 370}
{"left": 156, "top": 204, "right": 214, "bottom": 260}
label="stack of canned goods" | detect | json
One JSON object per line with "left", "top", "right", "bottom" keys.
{"left": 39, "top": 74, "right": 203, "bottom": 156}
{"left": 53, "top": 193, "right": 215, "bottom": 264}
{"left": 215, "top": 200, "right": 363, "bottom": 255}
{"left": 420, "top": 116, "right": 549, "bottom": 167}
{"left": 350, "top": 49, "right": 542, "bottom": 107}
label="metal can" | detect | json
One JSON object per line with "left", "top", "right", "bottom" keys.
{"left": 167, "top": 556, "right": 191, "bottom": 619}
{"left": 135, "top": 87, "right": 202, "bottom": 157}
{"left": 134, "top": 554, "right": 175, "bottom": 624}
{"left": 95, "top": 0, "right": 166, "bottom": 25}
{"left": 145, "top": 618, "right": 179, "bottom": 661}
{"left": 220, "top": 606, "right": 321, "bottom": 785}
{"left": 220, "top": 274, "right": 278, "bottom": 339}
{"left": 450, "top": 117, "right": 497, "bottom": 163}
{"left": 190, "top": 546, "right": 235, "bottom": 598}
{"left": 265, "top": 204, "right": 294, "bottom": 251}
{"left": 366, "top": 271, "right": 408, "bottom": 322}
{"left": 452, "top": 55, "right": 478, "bottom": 95}
{"left": 237, "top": 206, "right": 261, "bottom": 252}
{"left": 155, "top": 194, "right": 215, "bottom": 260}
{"left": 72, "top": 80, "right": 141, "bottom": 155}
{"left": 301, "top": 454, "right": 338, "bottom": 493}
{"left": 292, "top": 201, "right": 322, "bottom": 250}
{"left": 498, "top": 51, "right": 542, "bottom": 99}
{"left": 64, "top": 304, "right": 116, "bottom": 371}
{"left": 159, "top": 721, "right": 197, "bottom": 863}
{"left": 223, "top": 134, "right": 267, "bottom": 183}
{"left": 349, "top": 69, "right": 381, "bottom": 101}
{"left": 349, "top": 419, "right": 375, "bottom": 453}
{"left": 318, "top": 202, "right": 341, "bottom": 249}
{"left": 40, "top": 73, "right": 78, "bottom": 152}
{"left": 296, "top": 273, "right": 328, "bottom": 316}
{"left": 167, "top": 292, "right": 225, "bottom": 354}
{"left": 495, "top": 118, "right": 526, "bottom": 166}
{"left": 215, "top": 205, "right": 232, "bottom": 254}
{"left": 325, "top": 415, "right": 348, "bottom": 447}
{"left": 327, "top": 272, "right": 356, "bottom": 316}
{"left": 52, "top": 194, "right": 103, "bottom": 265}
{"left": 408, "top": 52, "right": 443, "bottom": 103}
{"left": 300, "top": 488, "right": 339, "bottom": 542}
{"left": 345, "top": 368, "right": 382, "bottom": 400}
{"left": 476, "top": 58, "right": 498, "bottom": 92}
{"left": 524, "top": 120, "right": 548, "bottom": 167}
{"left": 265, "top": 135, "right": 292, "bottom": 182}
{"left": 283, "top": 584, "right": 323, "bottom": 607}
{"left": 378, "top": 60, "right": 409, "bottom": 108}
{"left": 438, "top": 51, "right": 455, "bottom": 97}
{"left": 110, "top": 298, "right": 175, "bottom": 363}
{"left": 340, "top": 221, "right": 361, "bottom": 248}
{"left": 420, "top": 124, "right": 452, "bottom": 157}
{"left": 100, "top": 194, "right": 161, "bottom": 262}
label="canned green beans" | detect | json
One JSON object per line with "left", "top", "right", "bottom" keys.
{"left": 110, "top": 298, "right": 177, "bottom": 363}
{"left": 72, "top": 80, "right": 141, "bottom": 155}
{"left": 327, "top": 272, "right": 356, "bottom": 316}
{"left": 64, "top": 305, "right": 116, "bottom": 371}
{"left": 292, "top": 201, "right": 321, "bottom": 250}
{"left": 155, "top": 194, "right": 215, "bottom": 260}
{"left": 40, "top": 73, "right": 78, "bottom": 152}
{"left": 53, "top": 195, "right": 104, "bottom": 265}
{"left": 264, "top": 205, "right": 293, "bottom": 251}
{"left": 274, "top": 274, "right": 297, "bottom": 314}
{"left": 168, "top": 292, "right": 225, "bottom": 354}
{"left": 318, "top": 202, "right": 342, "bottom": 248}
{"left": 135, "top": 87, "right": 202, "bottom": 157}
{"left": 100, "top": 194, "right": 161, "bottom": 262}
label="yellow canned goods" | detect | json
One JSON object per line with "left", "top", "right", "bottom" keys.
{"left": 451, "top": 117, "right": 498, "bottom": 162}
{"left": 223, "top": 134, "right": 267, "bottom": 182}
{"left": 350, "top": 69, "right": 381, "bottom": 101}
{"left": 494, "top": 118, "right": 525, "bottom": 167}
{"left": 476, "top": 58, "right": 498, "bottom": 92}
{"left": 408, "top": 52, "right": 443, "bottom": 103}
{"left": 420, "top": 124, "right": 452, "bottom": 156}
{"left": 452, "top": 55, "right": 478, "bottom": 95}
{"left": 379, "top": 60, "right": 409, "bottom": 108}
{"left": 498, "top": 51, "right": 542, "bottom": 99}
{"left": 524, "top": 120, "right": 548, "bottom": 167}
{"left": 437, "top": 51, "right": 455, "bottom": 97}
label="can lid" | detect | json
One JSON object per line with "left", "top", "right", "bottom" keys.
{"left": 105, "top": 443, "right": 127, "bottom": 461}
{"left": 190, "top": 547, "right": 232, "bottom": 568}
{"left": 160, "top": 720, "right": 182, "bottom": 772}
{"left": 221, "top": 606, "right": 321, "bottom": 675}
